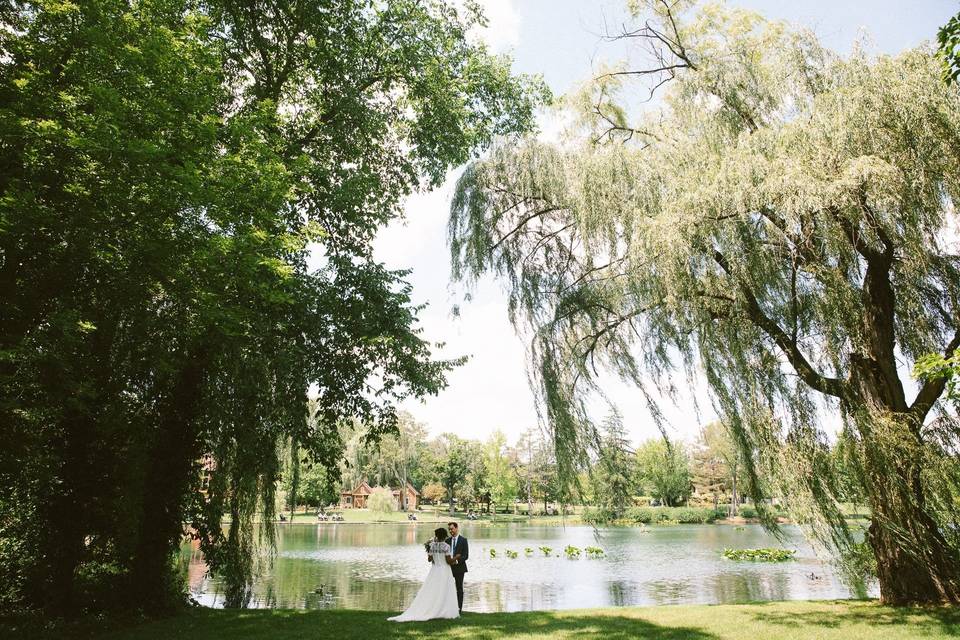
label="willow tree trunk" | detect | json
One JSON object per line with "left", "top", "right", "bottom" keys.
{"left": 844, "top": 233, "right": 960, "bottom": 604}
{"left": 855, "top": 401, "right": 960, "bottom": 604}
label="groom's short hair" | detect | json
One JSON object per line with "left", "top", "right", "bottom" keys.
{"left": 448, "top": 521, "right": 458, "bottom": 528}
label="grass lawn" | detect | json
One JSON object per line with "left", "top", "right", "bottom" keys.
{"left": 13, "top": 600, "right": 960, "bottom": 640}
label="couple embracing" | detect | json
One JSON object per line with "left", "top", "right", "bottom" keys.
{"left": 389, "top": 521, "right": 469, "bottom": 622}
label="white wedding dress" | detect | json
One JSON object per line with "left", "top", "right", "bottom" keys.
{"left": 388, "top": 540, "right": 460, "bottom": 622}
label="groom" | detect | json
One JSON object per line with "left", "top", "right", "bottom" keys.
{"left": 447, "top": 521, "right": 468, "bottom": 613}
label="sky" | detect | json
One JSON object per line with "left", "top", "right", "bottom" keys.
{"left": 369, "top": 0, "right": 959, "bottom": 445}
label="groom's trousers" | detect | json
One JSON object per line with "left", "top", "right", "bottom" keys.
{"left": 453, "top": 571, "right": 464, "bottom": 612}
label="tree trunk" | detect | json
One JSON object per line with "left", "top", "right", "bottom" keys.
{"left": 729, "top": 462, "right": 738, "bottom": 517}
{"left": 851, "top": 358, "right": 960, "bottom": 604}
{"left": 858, "top": 419, "right": 960, "bottom": 604}
{"left": 841, "top": 244, "right": 960, "bottom": 603}
{"left": 130, "top": 347, "right": 208, "bottom": 610}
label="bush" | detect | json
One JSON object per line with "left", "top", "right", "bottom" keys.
{"left": 368, "top": 487, "right": 396, "bottom": 513}
{"left": 737, "top": 505, "right": 757, "bottom": 519}
{"left": 670, "top": 507, "right": 721, "bottom": 523}
{"left": 622, "top": 506, "right": 722, "bottom": 524}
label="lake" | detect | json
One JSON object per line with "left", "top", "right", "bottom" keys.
{"left": 182, "top": 522, "right": 876, "bottom": 612}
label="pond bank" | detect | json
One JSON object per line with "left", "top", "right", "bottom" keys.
{"left": 16, "top": 600, "right": 959, "bottom": 640}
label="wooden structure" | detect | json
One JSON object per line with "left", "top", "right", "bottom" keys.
{"left": 339, "top": 480, "right": 420, "bottom": 510}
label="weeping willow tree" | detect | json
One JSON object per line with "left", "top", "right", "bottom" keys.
{"left": 450, "top": 0, "right": 960, "bottom": 604}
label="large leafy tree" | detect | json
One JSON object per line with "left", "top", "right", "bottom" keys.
{"left": 693, "top": 421, "right": 742, "bottom": 515}
{"left": 377, "top": 412, "right": 427, "bottom": 510}
{"left": 483, "top": 430, "right": 517, "bottom": 513}
{"left": 450, "top": 0, "right": 960, "bottom": 604}
{"left": 635, "top": 439, "right": 690, "bottom": 508}
{"left": 590, "top": 414, "right": 636, "bottom": 518}
{"left": 435, "top": 433, "right": 470, "bottom": 514}
{"left": 1, "top": 0, "right": 543, "bottom": 614}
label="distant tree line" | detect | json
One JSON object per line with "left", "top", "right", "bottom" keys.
{"left": 288, "top": 413, "right": 865, "bottom": 522}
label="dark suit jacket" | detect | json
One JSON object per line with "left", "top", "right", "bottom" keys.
{"left": 450, "top": 535, "right": 468, "bottom": 574}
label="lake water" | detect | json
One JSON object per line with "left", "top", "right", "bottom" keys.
{"left": 182, "top": 522, "right": 876, "bottom": 612}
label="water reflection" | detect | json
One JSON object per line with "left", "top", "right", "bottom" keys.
{"left": 182, "top": 523, "right": 877, "bottom": 612}
{"left": 645, "top": 579, "right": 690, "bottom": 605}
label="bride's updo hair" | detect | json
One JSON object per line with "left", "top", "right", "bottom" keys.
{"left": 434, "top": 527, "right": 448, "bottom": 542}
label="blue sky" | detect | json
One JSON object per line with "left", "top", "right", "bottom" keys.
{"left": 371, "top": 0, "right": 959, "bottom": 445}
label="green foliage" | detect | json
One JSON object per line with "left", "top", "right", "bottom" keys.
{"left": 484, "top": 430, "right": 518, "bottom": 512}
{"left": 590, "top": 413, "right": 636, "bottom": 518}
{"left": 436, "top": 434, "right": 471, "bottom": 514}
{"left": 367, "top": 488, "right": 396, "bottom": 514}
{"left": 722, "top": 548, "right": 796, "bottom": 562}
{"left": 585, "top": 546, "right": 604, "bottom": 558}
{"left": 524, "top": 547, "right": 534, "bottom": 556}
{"left": 635, "top": 440, "right": 691, "bottom": 507}
{"left": 505, "top": 549, "right": 518, "bottom": 559}
{"left": 914, "top": 349, "right": 960, "bottom": 404}
{"left": 692, "top": 422, "right": 744, "bottom": 515}
{"left": 616, "top": 506, "right": 721, "bottom": 524}
{"left": 564, "top": 545, "right": 581, "bottom": 558}
{"left": 449, "top": 0, "right": 960, "bottom": 603}
{"left": 489, "top": 548, "right": 497, "bottom": 558}
{"left": 938, "top": 13, "right": 960, "bottom": 84}
{"left": 1, "top": 0, "right": 544, "bottom": 614}
{"left": 539, "top": 546, "right": 553, "bottom": 556}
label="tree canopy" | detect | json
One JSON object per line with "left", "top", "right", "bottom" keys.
{"left": 450, "top": 0, "right": 960, "bottom": 604}
{"left": 0, "top": 0, "right": 545, "bottom": 615}
{"left": 939, "top": 11, "right": 960, "bottom": 84}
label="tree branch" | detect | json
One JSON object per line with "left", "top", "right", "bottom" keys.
{"left": 713, "top": 251, "right": 844, "bottom": 398}
{"left": 909, "top": 327, "right": 960, "bottom": 420}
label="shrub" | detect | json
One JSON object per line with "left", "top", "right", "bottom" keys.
{"left": 539, "top": 546, "right": 552, "bottom": 556}
{"left": 670, "top": 507, "right": 721, "bottom": 523}
{"left": 505, "top": 549, "right": 518, "bottom": 559}
{"left": 564, "top": 545, "right": 581, "bottom": 558}
{"left": 368, "top": 487, "right": 396, "bottom": 514}
{"left": 738, "top": 505, "right": 757, "bottom": 519}
{"left": 582, "top": 507, "right": 616, "bottom": 525}
{"left": 585, "top": 546, "right": 604, "bottom": 557}
{"left": 623, "top": 507, "right": 653, "bottom": 523}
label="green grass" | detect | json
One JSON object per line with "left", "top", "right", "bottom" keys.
{"left": 10, "top": 600, "right": 960, "bottom": 640}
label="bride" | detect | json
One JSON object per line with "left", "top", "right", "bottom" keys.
{"left": 388, "top": 527, "right": 460, "bottom": 622}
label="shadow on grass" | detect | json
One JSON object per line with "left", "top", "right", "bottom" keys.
{"left": 69, "top": 608, "right": 719, "bottom": 640}
{"left": 392, "top": 610, "right": 719, "bottom": 640}
{"left": 742, "top": 600, "right": 960, "bottom": 635}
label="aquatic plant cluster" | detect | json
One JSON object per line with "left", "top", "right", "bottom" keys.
{"left": 722, "top": 548, "right": 796, "bottom": 562}
{"left": 485, "top": 545, "right": 605, "bottom": 559}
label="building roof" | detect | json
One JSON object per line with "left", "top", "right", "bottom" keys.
{"left": 390, "top": 482, "right": 420, "bottom": 496}
{"left": 342, "top": 480, "right": 373, "bottom": 495}
{"left": 341, "top": 480, "right": 418, "bottom": 497}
